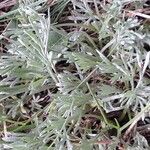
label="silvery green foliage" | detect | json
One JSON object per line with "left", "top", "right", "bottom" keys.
{"left": 57, "top": 72, "right": 81, "bottom": 94}
{"left": 64, "top": 0, "right": 150, "bottom": 114}
{"left": 127, "top": 132, "right": 149, "bottom": 150}
{"left": 0, "top": 0, "right": 150, "bottom": 149}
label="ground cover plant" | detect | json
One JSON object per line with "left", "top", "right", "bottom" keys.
{"left": 0, "top": 0, "right": 150, "bottom": 149}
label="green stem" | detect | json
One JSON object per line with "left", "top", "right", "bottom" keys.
{"left": 118, "top": 103, "right": 150, "bottom": 136}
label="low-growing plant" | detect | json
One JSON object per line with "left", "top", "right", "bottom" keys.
{"left": 0, "top": 0, "right": 150, "bottom": 149}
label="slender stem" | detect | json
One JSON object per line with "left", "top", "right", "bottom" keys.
{"left": 86, "top": 83, "right": 108, "bottom": 125}
{"left": 75, "top": 67, "right": 98, "bottom": 90}
{"left": 118, "top": 103, "right": 150, "bottom": 136}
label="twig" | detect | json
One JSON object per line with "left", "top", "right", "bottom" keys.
{"left": 124, "top": 9, "right": 150, "bottom": 19}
